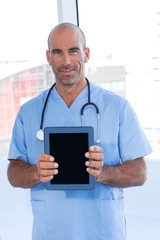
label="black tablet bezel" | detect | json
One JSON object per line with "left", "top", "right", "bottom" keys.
{"left": 44, "top": 126, "right": 95, "bottom": 190}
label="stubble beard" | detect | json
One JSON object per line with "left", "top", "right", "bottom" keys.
{"left": 53, "top": 68, "right": 81, "bottom": 87}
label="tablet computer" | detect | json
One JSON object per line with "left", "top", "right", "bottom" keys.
{"left": 44, "top": 126, "right": 95, "bottom": 190}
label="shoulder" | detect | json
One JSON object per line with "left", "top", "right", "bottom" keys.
{"left": 14, "top": 89, "right": 50, "bottom": 122}
{"left": 20, "top": 89, "right": 49, "bottom": 112}
{"left": 90, "top": 82, "right": 128, "bottom": 110}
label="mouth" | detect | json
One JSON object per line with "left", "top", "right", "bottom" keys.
{"left": 59, "top": 68, "right": 75, "bottom": 77}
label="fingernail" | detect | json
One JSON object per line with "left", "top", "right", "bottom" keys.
{"left": 86, "top": 161, "right": 89, "bottom": 166}
{"left": 85, "top": 152, "right": 89, "bottom": 158}
{"left": 90, "top": 146, "right": 94, "bottom": 151}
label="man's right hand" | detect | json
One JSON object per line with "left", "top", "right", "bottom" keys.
{"left": 36, "top": 154, "right": 59, "bottom": 183}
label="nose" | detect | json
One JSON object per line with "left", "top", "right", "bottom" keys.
{"left": 61, "top": 53, "right": 71, "bottom": 66}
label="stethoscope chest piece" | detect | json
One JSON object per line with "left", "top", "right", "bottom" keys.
{"left": 36, "top": 129, "right": 44, "bottom": 141}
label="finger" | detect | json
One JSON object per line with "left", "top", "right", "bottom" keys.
{"left": 86, "top": 167, "right": 101, "bottom": 178}
{"left": 38, "top": 154, "right": 58, "bottom": 170}
{"left": 40, "top": 168, "right": 58, "bottom": 178}
{"left": 85, "top": 159, "right": 103, "bottom": 170}
{"left": 39, "top": 153, "right": 55, "bottom": 162}
{"left": 39, "top": 168, "right": 59, "bottom": 183}
{"left": 40, "top": 176, "right": 53, "bottom": 183}
{"left": 85, "top": 151, "right": 104, "bottom": 161}
{"left": 39, "top": 161, "right": 58, "bottom": 170}
{"left": 85, "top": 145, "right": 103, "bottom": 161}
{"left": 89, "top": 145, "right": 103, "bottom": 153}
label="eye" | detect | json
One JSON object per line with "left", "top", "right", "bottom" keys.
{"left": 69, "top": 48, "right": 79, "bottom": 54}
{"left": 50, "top": 49, "right": 62, "bottom": 55}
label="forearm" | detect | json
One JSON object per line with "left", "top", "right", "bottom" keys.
{"left": 96, "top": 157, "right": 147, "bottom": 188}
{"left": 8, "top": 160, "right": 40, "bottom": 189}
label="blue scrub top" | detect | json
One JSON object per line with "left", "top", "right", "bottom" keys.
{"left": 8, "top": 82, "right": 152, "bottom": 240}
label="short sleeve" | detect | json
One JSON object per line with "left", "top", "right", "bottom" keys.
{"left": 8, "top": 108, "right": 28, "bottom": 163}
{"left": 118, "top": 101, "right": 152, "bottom": 162}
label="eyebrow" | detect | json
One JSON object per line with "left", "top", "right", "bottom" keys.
{"left": 69, "top": 47, "right": 80, "bottom": 51}
{"left": 50, "top": 48, "right": 61, "bottom": 53}
{"left": 50, "top": 47, "right": 80, "bottom": 53}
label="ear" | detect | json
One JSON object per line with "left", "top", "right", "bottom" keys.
{"left": 84, "top": 47, "right": 90, "bottom": 63}
{"left": 46, "top": 50, "right": 51, "bottom": 66}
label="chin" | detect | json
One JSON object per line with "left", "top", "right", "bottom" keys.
{"left": 59, "top": 77, "right": 78, "bottom": 86}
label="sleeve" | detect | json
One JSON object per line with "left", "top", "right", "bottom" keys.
{"left": 118, "top": 101, "right": 152, "bottom": 162}
{"left": 8, "top": 108, "right": 28, "bottom": 163}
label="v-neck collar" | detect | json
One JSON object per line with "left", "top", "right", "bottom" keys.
{"left": 49, "top": 85, "right": 88, "bottom": 124}
{"left": 52, "top": 85, "right": 88, "bottom": 109}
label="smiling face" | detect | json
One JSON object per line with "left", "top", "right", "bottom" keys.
{"left": 46, "top": 24, "right": 90, "bottom": 87}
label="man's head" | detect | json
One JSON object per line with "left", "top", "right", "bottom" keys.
{"left": 46, "top": 22, "right": 90, "bottom": 86}
{"left": 47, "top": 22, "right": 86, "bottom": 51}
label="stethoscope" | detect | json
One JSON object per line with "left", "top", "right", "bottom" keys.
{"left": 36, "top": 78, "right": 100, "bottom": 143}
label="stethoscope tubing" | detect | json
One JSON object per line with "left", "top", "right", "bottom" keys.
{"left": 36, "top": 78, "right": 100, "bottom": 143}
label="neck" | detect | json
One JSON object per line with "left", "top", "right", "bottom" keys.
{"left": 55, "top": 79, "right": 87, "bottom": 107}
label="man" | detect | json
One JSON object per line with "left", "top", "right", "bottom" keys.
{"left": 8, "top": 23, "right": 152, "bottom": 240}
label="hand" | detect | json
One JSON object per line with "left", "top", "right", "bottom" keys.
{"left": 36, "top": 154, "right": 59, "bottom": 183}
{"left": 85, "top": 145, "right": 104, "bottom": 178}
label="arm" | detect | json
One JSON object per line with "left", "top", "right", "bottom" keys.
{"left": 96, "top": 157, "right": 147, "bottom": 187}
{"left": 8, "top": 160, "right": 40, "bottom": 188}
{"left": 7, "top": 154, "right": 59, "bottom": 189}
{"left": 85, "top": 146, "right": 147, "bottom": 188}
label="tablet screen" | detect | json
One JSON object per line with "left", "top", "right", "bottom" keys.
{"left": 44, "top": 126, "right": 95, "bottom": 190}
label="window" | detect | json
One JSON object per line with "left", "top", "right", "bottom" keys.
{"left": 78, "top": 0, "right": 160, "bottom": 159}
{"left": 0, "top": 1, "right": 58, "bottom": 239}
{"left": 0, "top": 0, "right": 58, "bottom": 154}
{"left": 78, "top": 1, "right": 160, "bottom": 239}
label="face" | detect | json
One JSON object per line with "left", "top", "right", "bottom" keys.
{"left": 46, "top": 26, "right": 90, "bottom": 86}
